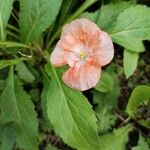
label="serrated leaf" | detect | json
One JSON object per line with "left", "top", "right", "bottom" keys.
{"left": 99, "top": 125, "right": 133, "bottom": 150}
{"left": 109, "top": 5, "right": 150, "bottom": 52}
{"left": 44, "top": 63, "right": 99, "bottom": 150}
{"left": 132, "top": 134, "right": 149, "bottom": 150}
{"left": 0, "top": 67, "right": 38, "bottom": 150}
{"left": 0, "top": 58, "right": 29, "bottom": 70}
{"left": 15, "top": 62, "right": 35, "bottom": 83}
{"left": 95, "top": 71, "right": 114, "bottom": 92}
{"left": 96, "top": 107, "right": 116, "bottom": 134}
{"left": 0, "top": 0, "right": 14, "bottom": 40}
{"left": 124, "top": 50, "right": 139, "bottom": 78}
{"left": 19, "top": 0, "right": 62, "bottom": 43}
{"left": 126, "top": 85, "right": 150, "bottom": 118}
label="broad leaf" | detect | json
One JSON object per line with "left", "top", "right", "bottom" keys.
{"left": 109, "top": 5, "right": 150, "bottom": 52}
{"left": 19, "top": 0, "right": 62, "bottom": 43}
{"left": 15, "top": 62, "right": 35, "bottom": 83}
{"left": 0, "top": 0, "right": 14, "bottom": 40}
{"left": 0, "top": 67, "right": 38, "bottom": 150}
{"left": 99, "top": 125, "right": 133, "bottom": 150}
{"left": 44, "top": 63, "right": 99, "bottom": 150}
{"left": 123, "top": 49, "right": 139, "bottom": 78}
{"left": 126, "top": 85, "right": 150, "bottom": 118}
{"left": 95, "top": 71, "right": 114, "bottom": 92}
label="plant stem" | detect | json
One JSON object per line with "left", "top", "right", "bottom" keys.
{"left": 7, "top": 24, "right": 19, "bottom": 33}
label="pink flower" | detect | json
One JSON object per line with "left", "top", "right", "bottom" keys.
{"left": 50, "top": 18, "right": 114, "bottom": 91}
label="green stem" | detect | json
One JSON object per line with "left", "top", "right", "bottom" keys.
{"left": 7, "top": 24, "right": 19, "bottom": 33}
{"left": 7, "top": 31, "right": 19, "bottom": 40}
{"left": 11, "top": 12, "right": 19, "bottom": 24}
{"left": 46, "top": 0, "right": 97, "bottom": 50}
{"left": 0, "top": 41, "right": 35, "bottom": 50}
{"left": 0, "top": 12, "right": 5, "bottom": 41}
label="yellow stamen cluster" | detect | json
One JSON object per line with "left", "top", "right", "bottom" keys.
{"left": 79, "top": 51, "right": 86, "bottom": 59}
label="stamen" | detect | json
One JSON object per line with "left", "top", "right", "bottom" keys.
{"left": 79, "top": 51, "right": 86, "bottom": 59}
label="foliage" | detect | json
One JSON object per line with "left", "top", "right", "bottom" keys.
{"left": 99, "top": 125, "right": 133, "bottom": 150}
{"left": 132, "top": 134, "right": 149, "bottom": 150}
{"left": 0, "top": 0, "right": 150, "bottom": 149}
{"left": 126, "top": 85, "right": 150, "bottom": 128}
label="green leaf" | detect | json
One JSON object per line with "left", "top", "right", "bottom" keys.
{"left": 132, "top": 134, "right": 149, "bottom": 150}
{"left": 79, "top": 11, "right": 98, "bottom": 22}
{"left": 99, "top": 125, "right": 133, "bottom": 150}
{"left": 0, "top": 67, "right": 38, "bottom": 150}
{"left": 126, "top": 85, "right": 150, "bottom": 118}
{"left": 93, "top": 66, "right": 120, "bottom": 109}
{"left": 46, "top": 144, "right": 58, "bottom": 150}
{"left": 44, "top": 63, "right": 99, "bottom": 150}
{"left": 0, "top": 0, "right": 14, "bottom": 40}
{"left": 109, "top": 5, "right": 150, "bottom": 52}
{"left": 0, "top": 58, "right": 29, "bottom": 70}
{"left": 15, "top": 62, "right": 35, "bottom": 83}
{"left": 59, "top": 0, "right": 77, "bottom": 24}
{"left": 41, "top": 69, "right": 53, "bottom": 128}
{"left": 1, "top": 125, "right": 16, "bottom": 150}
{"left": 0, "top": 80, "right": 5, "bottom": 91}
{"left": 123, "top": 49, "right": 139, "bottom": 78}
{"left": 19, "top": 0, "right": 62, "bottom": 43}
{"left": 97, "top": 2, "right": 133, "bottom": 31}
{"left": 96, "top": 107, "right": 116, "bottom": 134}
{"left": 95, "top": 71, "right": 114, "bottom": 92}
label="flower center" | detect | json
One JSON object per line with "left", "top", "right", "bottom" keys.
{"left": 79, "top": 51, "right": 87, "bottom": 59}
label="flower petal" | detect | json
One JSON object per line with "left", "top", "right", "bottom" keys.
{"left": 92, "top": 31, "right": 114, "bottom": 66}
{"left": 62, "top": 63, "right": 101, "bottom": 91}
{"left": 61, "top": 18, "right": 100, "bottom": 46}
{"left": 50, "top": 42, "right": 69, "bottom": 67}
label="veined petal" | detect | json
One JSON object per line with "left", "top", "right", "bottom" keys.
{"left": 62, "top": 63, "right": 101, "bottom": 91}
{"left": 92, "top": 31, "right": 114, "bottom": 66}
{"left": 61, "top": 18, "right": 100, "bottom": 46}
{"left": 50, "top": 42, "right": 69, "bottom": 67}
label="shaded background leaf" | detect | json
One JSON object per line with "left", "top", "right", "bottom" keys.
{"left": 0, "top": 67, "right": 38, "bottom": 150}
{"left": 123, "top": 49, "right": 139, "bottom": 78}
{"left": 132, "top": 134, "right": 149, "bottom": 150}
{"left": 15, "top": 62, "right": 35, "bottom": 83}
{"left": 0, "top": 0, "right": 14, "bottom": 40}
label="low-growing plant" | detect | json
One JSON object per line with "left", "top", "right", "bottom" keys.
{"left": 0, "top": 0, "right": 150, "bottom": 150}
